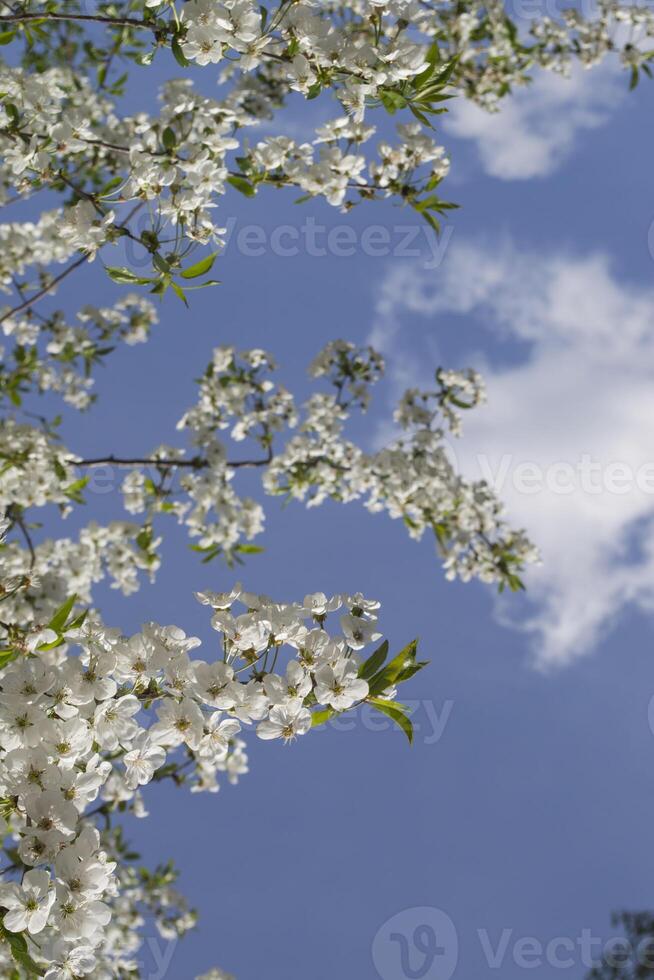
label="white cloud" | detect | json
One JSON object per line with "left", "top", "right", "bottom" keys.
{"left": 444, "top": 64, "right": 623, "bottom": 179}
{"left": 370, "top": 242, "right": 654, "bottom": 667}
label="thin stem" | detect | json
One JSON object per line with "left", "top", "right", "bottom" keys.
{"left": 58, "top": 171, "right": 106, "bottom": 218}
{"left": 6, "top": 506, "right": 36, "bottom": 569}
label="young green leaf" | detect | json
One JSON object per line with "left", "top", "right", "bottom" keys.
{"left": 311, "top": 708, "right": 335, "bottom": 728}
{"left": 105, "top": 267, "right": 153, "bottom": 286}
{"left": 47, "top": 594, "right": 78, "bottom": 634}
{"left": 227, "top": 175, "right": 256, "bottom": 197}
{"left": 171, "top": 35, "right": 190, "bottom": 67}
{"left": 368, "top": 639, "right": 419, "bottom": 696}
{"left": 170, "top": 281, "right": 189, "bottom": 307}
{"left": 162, "top": 126, "right": 177, "bottom": 152}
{"left": 1, "top": 923, "right": 45, "bottom": 975}
{"left": 369, "top": 697, "right": 414, "bottom": 744}
{"left": 0, "top": 650, "right": 19, "bottom": 670}
{"left": 358, "top": 640, "right": 389, "bottom": 680}
{"left": 180, "top": 252, "right": 218, "bottom": 279}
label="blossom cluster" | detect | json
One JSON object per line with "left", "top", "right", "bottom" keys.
{"left": 0, "top": 1, "right": 651, "bottom": 312}
{"left": 126, "top": 341, "right": 536, "bottom": 588}
{"left": 0, "top": 570, "right": 417, "bottom": 976}
{"left": 0, "top": 63, "right": 453, "bottom": 298}
{"left": 265, "top": 359, "right": 536, "bottom": 586}
{"left": 0, "top": 340, "right": 536, "bottom": 626}
{"left": 1, "top": 295, "right": 157, "bottom": 411}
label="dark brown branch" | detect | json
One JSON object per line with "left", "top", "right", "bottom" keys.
{"left": 0, "top": 12, "right": 154, "bottom": 29}
{"left": 75, "top": 456, "right": 208, "bottom": 470}
{"left": 72, "top": 450, "right": 273, "bottom": 470}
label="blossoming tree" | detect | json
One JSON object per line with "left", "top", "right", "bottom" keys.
{"left": 0, "top": 0, "right": 651, "bottom": 975}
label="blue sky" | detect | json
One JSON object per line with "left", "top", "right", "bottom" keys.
{"left": 24, "top": 50, "right": 654, "bottom": 979}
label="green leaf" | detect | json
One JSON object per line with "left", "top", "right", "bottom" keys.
{"left": 47, "top": 594, "right": 77, "bottom": 634}
{"left": 98, "top": 175, "right": 123, "bottom": 197}
{"left": 379, "top": 89, "right": 407, "bottom": 113}
{"left": 150, "top": 276, "right": 170, "bottom": 297}
{"left": 65, "top": 611, "right": 88, "bottom": 631}
{"left": 368, "top": 639, "right": 419, "bottom": 696}
{"left": 162, "top": 126, "right": 176, "bottom": 152}
{"left": 227, "top": 175, "right": 256, "bottom": 197}
{"left": 413, "top": 51, "right": 441, "bottom": 90}
{"left": 180, "top": 252, "right": 218, "bottom": 279}
{"left": 108, "top": 72, "right": 129, "bottom": 96}
{"left": 171, "top": 35, "right": 190, "bottom": 67}
{"left": 4, "top": 103, "right": 19, "bottom": 125}
{"left": 36, "top": 636, "right": 64, "bottom": 652}
{"left": 64, "top": 476, "right": 89, "bottom": 502}
{"left": 0, "top": 30, "right": 17, "bottom": 45}
{"left": 413, "top": 194, "right": 443, "bottom": 212}
{"left": 152, "top": 253, "right": 171, "bottom": 275}
{"left": 420, "top": 210, "right": 440, "bottom": 233}
{"left": 136, "top": 527, "right": 152, "bottom": 551}
{"left": 200, "top": 546, "right": 222, "bottom": 564}
{"left": 183, "top": 279, "right": 221, "bottom": 291}
{"left": 358, "top": 640, "right": 389, "bottom": 680}
{"left": 234, "top": 543, "right": 264, "bottom": 555}
{"left": 409, "top": 104, "right": 434, "bottom": 129}
{"left": 422, "top": 57, "right": 458, "bottom": 92}
{"left": 369, "top": 697, "right": 414, "bottom": 744}
{"left": 425, "top": 40, "right": 441, "bottom": 66}
{"left": 1, "top": 924, "right": 44, "bottom": 975}
{"left": 506, "top": 572, "right": 525, "bottom": 593}
{"left": 0, "top": 650, "right": 19, "bottom": 670}
{"left": 105, "top": 266, "right": 153, "bottom": 286}
{"left": 394, "top": 660, "right": 429, "bottom": 684}
{"left": 170, "top": 281, "right": 189, "bottom": 307}
{"left": 311, "top": 708, "right": 335, "bottom": 728}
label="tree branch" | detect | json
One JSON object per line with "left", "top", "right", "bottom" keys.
{"left": 0, "top": 253, "right": 88, "bottom": 326}
{"left": 0, "top": 12, "right": 155, "bottom": 29}
{"left": 0, "top": 202, "right": 146, "bottom": 325}
{"left": 72, "top": 450, "right": 274, "bottom": 470}
{"left": 6, "top": 505, "right": 36, "bottom": 570}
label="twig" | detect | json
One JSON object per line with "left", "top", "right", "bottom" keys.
{"left": 0, "top": 202, "right": 146, "bottom": 325}
{"left": 6, "top": 506, "right": 36, "bottom": 569}
{"left": 0, "top": 253, "right": 88, "bottom": 325}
